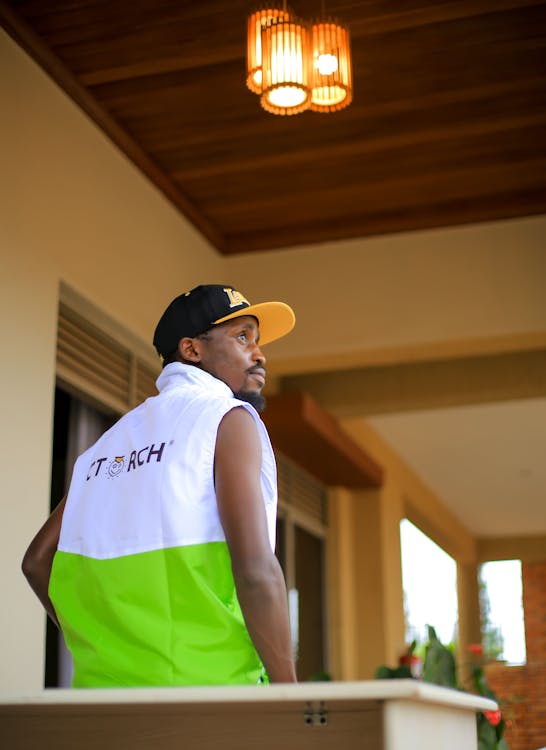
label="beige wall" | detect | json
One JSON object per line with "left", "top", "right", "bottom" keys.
{"left": 226, "top": 216, "right": 546, "bottom": 374}
{"left": 0, "top": 29, "right": 222, "bottom": 690}
{"left": 0, "top": 249, "right": 59, "bottom": 691}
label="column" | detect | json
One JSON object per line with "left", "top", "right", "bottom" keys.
{"left": 456, "top": 561, "right": 482, "bottom": 685}
{"left": 327, "top": 479, "right": 406, "bottom": 679}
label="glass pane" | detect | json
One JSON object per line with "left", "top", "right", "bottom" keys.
{"left": 400, "top": 519, "right": 458, "bottom": 647}
{"left": 479, "top": 560, "right": 526, "bottom": 664}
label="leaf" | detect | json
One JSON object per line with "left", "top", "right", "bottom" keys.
{"left": 375, "top": 665, "right": 394, "bottom": 679}
{"left": 477, "top": 714, "right": 498, "bottom": 750}
{"left": 392, "top": 665, "right": 413, "bottom": 679}
{"left": 422, "top": 631, "right": 457, "bottom": 688}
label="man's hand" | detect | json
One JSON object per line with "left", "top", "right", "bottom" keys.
{"left": 215, "top": 407, "right": 297, "bottom": 683}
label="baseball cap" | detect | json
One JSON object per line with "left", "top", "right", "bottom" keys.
{"left": 153, "top": 284, "right": 295, "bottom": 360}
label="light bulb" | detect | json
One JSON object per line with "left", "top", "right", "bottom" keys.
{"left": 316, "top": 53, "right": 338, "bottom": 76}
{"left": 267, "top": 86, "right": 308, "bottom": 108}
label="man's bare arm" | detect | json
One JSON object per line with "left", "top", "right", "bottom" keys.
{"left": 21, "top": 496, "right": 66, "bottom": 628}
{"left": 215, "top": 407, "right": 297, "bottom": 683}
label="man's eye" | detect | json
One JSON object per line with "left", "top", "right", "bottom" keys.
{"left": 238, "top": 332, "right": 248, "bottom": 342}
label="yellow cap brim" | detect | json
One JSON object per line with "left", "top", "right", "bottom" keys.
{"left": 213, "top": 301, "right": 295, "bottom": 345}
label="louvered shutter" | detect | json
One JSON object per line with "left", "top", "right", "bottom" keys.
{"left": 56, "top": 303, "right": 159, "bottom": 414}
{"left": 277, "top": 453, "right": 328, "bottom": 526}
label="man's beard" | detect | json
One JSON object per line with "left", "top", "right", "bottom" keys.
{"left": 233, "top": 389, "right": 266, "bottom": 413}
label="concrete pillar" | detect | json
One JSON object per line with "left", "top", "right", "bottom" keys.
{"left": 354, "top": 479, "right": 406, "bottom": 676}
{"left": 456, "top": 561, "right": 482, "bottom": 685}
{"left": 327, "top": 487, "right": 359, "bottom": 680}
{"left": 327, "top": 479, "right": 406, "bottom": 680}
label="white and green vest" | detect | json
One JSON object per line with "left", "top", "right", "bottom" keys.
{"left": 49, "top": 363, "right": 277, "bottom": 687}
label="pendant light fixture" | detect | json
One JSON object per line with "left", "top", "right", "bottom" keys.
{"left": 245, "top": 2, "right": 352, "bottom": 115}
{"left": 246, "top": 5, "right": 291, "bottom": 94}
{"left": 310, "top": 17, "right": 352, "bottom": 111}
{"left": 260, "top": 15, "right": 311, "bottom": 115}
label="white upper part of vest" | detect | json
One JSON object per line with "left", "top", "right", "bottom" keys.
{"left": 58, "top": 363, "right": 278, "bottom": 560}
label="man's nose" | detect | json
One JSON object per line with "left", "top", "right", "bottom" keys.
{"left": 253, "top": 344, "right": 266, "bottom": 365}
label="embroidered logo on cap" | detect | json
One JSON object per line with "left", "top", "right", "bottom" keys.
{"left": 224, "top": 288, "right": 249, "bottom": 308}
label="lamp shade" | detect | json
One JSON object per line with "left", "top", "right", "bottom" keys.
{"left": 246, "top": 6, "right": 291, "bottom": 94}
{"left": 310, "top": 19, "right": 353, "bottom": 111}
{"left": 260, "top": 17, "right": 311, "bottom": 115}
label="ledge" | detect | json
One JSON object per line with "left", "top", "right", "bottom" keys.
{"left": 0, "top": 679, "right": 496, "bottom": 711}
{"left": 263, "top": 391, "right": 383, "bottom": 488}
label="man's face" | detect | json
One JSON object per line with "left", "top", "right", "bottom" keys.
{"left": 193, "top": 316, "right": 267, "bottom": 407}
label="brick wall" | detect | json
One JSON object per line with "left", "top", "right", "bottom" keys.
{"left": 485, "top": 561, "right": 546, "bottom": 750}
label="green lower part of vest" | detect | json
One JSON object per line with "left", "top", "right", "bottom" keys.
{"left": 49, "top": 542, "right": 266, "bottom": 687}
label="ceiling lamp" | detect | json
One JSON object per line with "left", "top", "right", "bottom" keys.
{"left": 246, "top": 5, "right": 291, "bottom": 94}
{"left": 260, "top": 17, "right": 311, "bottom": 115}
{"left": 245, "top": 3, "right": 352, "bottom": 115}
{"left": 310, "top": 18, "right": 353, "bottom": 111}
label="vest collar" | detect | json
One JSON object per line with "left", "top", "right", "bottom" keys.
{"left": 156, "top": 362, "right": 234, "bottom": 398}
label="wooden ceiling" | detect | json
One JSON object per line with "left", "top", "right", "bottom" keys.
{"left": 2, "top": 0, "right": 546, "bottom": 254}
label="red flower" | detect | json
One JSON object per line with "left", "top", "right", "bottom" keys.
{"left": 467, "top": 643, "right": 484, "bottom": 656}
{"left": 399, "top": 654, "right": 421, "bottom": 666}
{"left": 483, "top": 709, "right": 502, "bottom": 727}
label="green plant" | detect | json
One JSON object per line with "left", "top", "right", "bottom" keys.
{"left": 465, "top": 643, "right": 509, "bottom": 750}
{"left": 374, "top": 639, "right": 418, "bottom": 679}
{"left": 421, "top": 625, "right": 457, "bottom": 687}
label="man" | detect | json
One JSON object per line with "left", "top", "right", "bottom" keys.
{"left": 22, "top": 284, "right": 297, "bottom": 687}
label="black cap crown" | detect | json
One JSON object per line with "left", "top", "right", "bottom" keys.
{"left": 153, "top": 284, "right": 295, "bottom": 360}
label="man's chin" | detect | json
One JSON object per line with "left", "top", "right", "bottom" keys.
{"left": 233, "top": 389, "right": 266, "bottom": 413}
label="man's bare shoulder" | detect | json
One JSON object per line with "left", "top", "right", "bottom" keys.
{"left": 217, "top": 405, "right": 260, "bottom": 450}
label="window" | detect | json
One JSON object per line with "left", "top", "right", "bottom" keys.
{"left": 276, "top": 455, "right": 328, "bottom": 681}
{"left": 400, "top": 519, "right": 458, "bottom": 647}
{"left": 479, "top": 560, "right": 526, "bottom": 664}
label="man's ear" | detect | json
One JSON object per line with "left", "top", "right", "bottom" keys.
{"left": 178, "top": 337, "right": 202, "bottom": 363}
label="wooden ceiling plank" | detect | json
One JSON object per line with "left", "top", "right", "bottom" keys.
{"left": 181, "top": 140, "right": 546, "bottom": 211}
{"left": 223, "top": 191, "right": 546, "bottom": 253}
{"left": 136, "top": 74, "right": 546, "bottom": 156}
{"left": 148, "top": 99, "right": 546, "bottom": 177}
{"left": 16, "top": 0, "right": 542, "bottom": 46}
{"left": 53, "top": 33, "right": 243, "bottom": 81}
{"left": 12, "top": 0, "right": 545, "bottom": 82}
{"left": 335, "top": 0, "right": 546, "bottom": 37}
{"left": 205, "top": 157, "right": 546, "bottom": 227}
{"left": 9, "top": 0, "right": 246, "bottom": 45}
{"left": 79, "top": 49, "right": 243, "bottom": 86}
{"left": 90, "top": 28, "right": 546, "bottom": 100}
{"left": 10, "top": 1, "right": 247, "bottom": 77}
{"left": 171, "top": 113, "right": 546, "bottom": 182}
